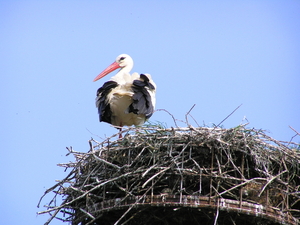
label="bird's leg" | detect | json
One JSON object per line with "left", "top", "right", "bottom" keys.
{"left": 118, "top": 128, "right": 122, "bottom": 138}
{"left": 118, "top": 123, "right": 123, "bottom": 138}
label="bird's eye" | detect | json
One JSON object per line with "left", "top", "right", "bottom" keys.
{"left": 120, "top": 57, "right": 126, "bottom": 61}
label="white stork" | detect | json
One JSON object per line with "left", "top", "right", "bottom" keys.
{"left": 93, "top": 54, "right": 156, "bottom": 137}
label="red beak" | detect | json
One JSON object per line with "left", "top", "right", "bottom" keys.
{"left": 93, "top": 61, "right": 121, "bottom": 82}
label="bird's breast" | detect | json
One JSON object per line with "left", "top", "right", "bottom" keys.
{"left": 106, "top": 85, "right": 145, "bottom": 126}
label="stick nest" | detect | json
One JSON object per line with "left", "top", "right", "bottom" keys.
{"left": 38, "top": 125, "right": 300, "bottom": 225}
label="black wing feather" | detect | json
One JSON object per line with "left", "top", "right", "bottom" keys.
{"left": 128, "top": 74, "right": 155, "bottom": 119}
{"left": 96, "top": 81, "right": 118, "bottom": 124}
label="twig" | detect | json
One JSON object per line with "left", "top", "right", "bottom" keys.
{"left": 79, "top": 208, "right": 95, "bottom": 220}
{"left": 114, "top": 172, "right": 166, "bottom": 225}
{"left": 217, "top": 178, "right": 267, "bottom": 197}
{"left": 38, "top": 171, "right": 133, "bottom": 215}
{"left": 93, "top": 154, "right": 121, "bottom": 170}
{"left": 289, "top": 126, "right": 300, "bottom": 136}
{"left": 214, "top": 104, "right": 242, "bottom": 129}
{"left": 142, "top": 167, "right": 169, "bottom": 188}
{"left": 185, "top": 104, "right": 196, "bottom": 126}
{"left": 155, "top": 108, "right": 180, "bottom": 128}
{"left": 288, "top": 125, "right": 300, "bottom": 145}
{"left": 258, "top": 170, "right": 288, "bottom": 197}
{"left": 213, "top": 201, "right": 220, "bottom": 225}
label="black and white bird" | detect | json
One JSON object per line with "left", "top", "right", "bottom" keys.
{"left": 93, "top": 54, "right": 156, "bottom": 137}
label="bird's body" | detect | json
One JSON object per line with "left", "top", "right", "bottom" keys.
{"left": 93, "top": 54, "right": 156, "bottom": 136}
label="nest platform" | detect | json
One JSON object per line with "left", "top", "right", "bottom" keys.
{"left": 38, "top": 125, "right": 300, "bottom": 225}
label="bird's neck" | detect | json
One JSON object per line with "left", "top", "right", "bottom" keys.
{"left": 111, "top": 66, "right": 132, "bottom": 84}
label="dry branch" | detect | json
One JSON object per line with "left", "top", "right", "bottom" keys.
{"left": 38, "top": 125, "right": 300, "bottom": 225}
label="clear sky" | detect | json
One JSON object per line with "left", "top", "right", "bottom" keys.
{"left": 1, "top": 1, "right": 299, "bottom": 224}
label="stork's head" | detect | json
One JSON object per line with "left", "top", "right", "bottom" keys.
{"left": 93, "top": 54, "right": 134, "bottom": 82}
{"left": 116, "top": 54, "right": 133, "bottom": 68}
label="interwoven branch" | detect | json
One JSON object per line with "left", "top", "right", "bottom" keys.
{"left": 38, "top": 125, "right": 300, "bottom": 225}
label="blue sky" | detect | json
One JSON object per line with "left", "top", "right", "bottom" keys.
{"left": 1, "top": 1, "right": 300, "bottom": 224}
